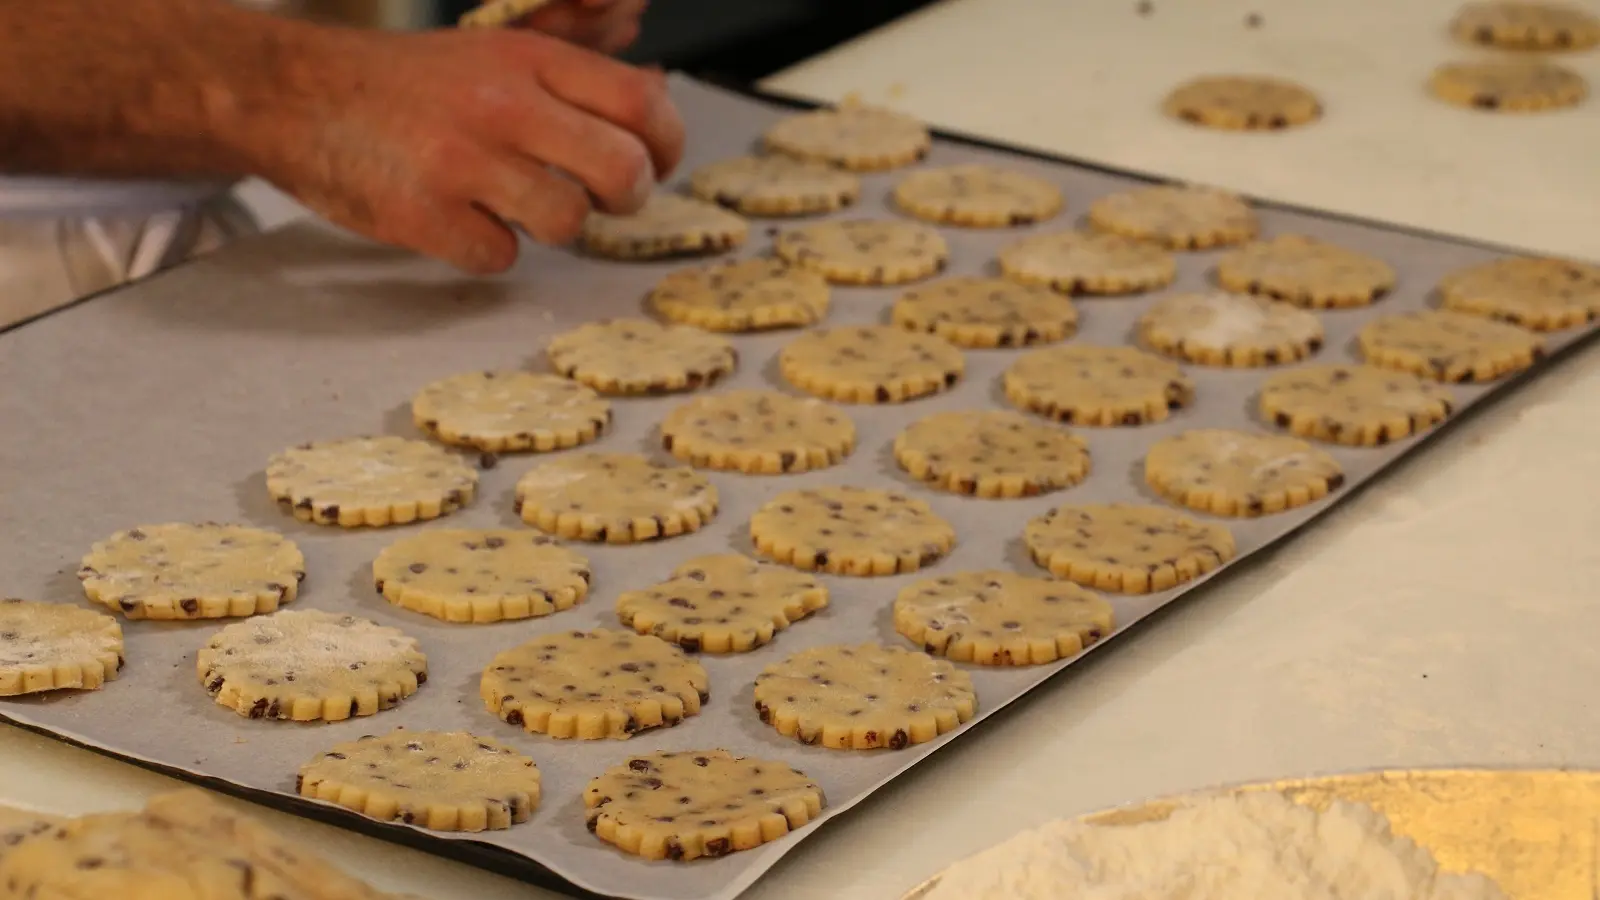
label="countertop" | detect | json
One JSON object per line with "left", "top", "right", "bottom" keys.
{"left": 6, "top": 1, "right": 1600, "bottom": 898}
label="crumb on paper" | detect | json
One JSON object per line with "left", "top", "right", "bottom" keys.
{"left": 1246, "top": 11, "right": 1263, "bottom": 27}
{"left": 888, "top": 82, "right": 908, "bottom": 99}
{"left": 1136, "top": 0, "right": 1153, "bottom": 15}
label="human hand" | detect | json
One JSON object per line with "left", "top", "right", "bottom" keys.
{"left": 515, "top": 0, "right": 648, "bottom": 55}
{"left": 263, "top": 25, "right": 684, "bottom": 274}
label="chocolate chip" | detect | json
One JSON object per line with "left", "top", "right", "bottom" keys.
{"left": 888, "top": 729, "right": 910, "bottom": 749}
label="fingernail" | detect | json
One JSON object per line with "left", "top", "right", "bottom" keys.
{"left": 631, "top": 158, "right": 658, "bottom": 208}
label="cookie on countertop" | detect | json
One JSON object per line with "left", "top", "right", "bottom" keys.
{"left": 514, "top": 452, "right": 718, "bottom": 543}
{"left": 780, "top": 325, "right": 965, "bottom": 403}
{"left": 615, "top": 554, "right": 828, "bottom": 653}
{"left": 1138, "top": 291, "right": 1325, "bottom": 367}
{"left": 0, "top": 598, "right": 123, "bottom": 697}
{"left": 412, "top": 371, "right": 610, "bottom": 454}
{"left": 546, "top": 318, "right": 737, "bottom": 395}
{"left": 1429, "top": 59, "right": 1587, "bottom": 112}
{"left": 77, "top": 522, "right": 305, "bottom": 621}
{"left": 890, "top": 276, "right": 1079, "bottom": 348}
{"left": 481, "top": 628, "right": 708, "bottom": 740}
{"left": 660, "top": 390, "right": 856, "bottom": 474}
{"left": 1163, "top": 74, "right": 1323, "bottom": 130}
{"left": 892, "top": 164, "right": 1064, "bottom": 227}
{"left": 1024, "top": 503, "right": 1237, "bottom": 593}
{"left": 1359, "top": 309, "right": 1544, "bottom": 382}
{"left": 266, "top": 436, "right": 477, "bottom": 528}
{"left": 753, "top": 643, "right": 977, "bottom": 749}
{"left": 1260, "top": 364, "right": 1455, "bottom": 446}
{"left": 196, "top": 609, "right": 427, "bottom": 722}
{"left": 1004, "top": 344, "right": 1195, "bottom": 426}
{"left": 893, "top": 410, "right": 1091, "bottom": 499}
{"left": 773, "top": 219, "right": 949, "bottom": 285}
{"left": 579, "top": 193, "right": 748, "bottom": 260}
{"left": 297, "top": 730, "right": 541, "bottom": 832}
{"left": 688, "top": 155, "right": 860, "bottom": 217}
{"left": 1217, "top": 235, "right": 1396, "bottom": 309}
{"left": 998, "top": 230, "right": 1177, "bottom": 295}
{"left": 763, "top": 105, "right": 931, "bottom": 171}
{"left": 372, "top": 529, "right": 591, "bottom": 623}
{"left": 750, "top": 486, "right": 957, "bottom": 576}
{"left": 584, "top": 750, "right": 825, "bottom": 861}
{"left": 1088, "top": 185, "right": 1260, "bottom": 250}
{"left": 648, "top": 258, "right": 829, "bottom": 332}
{"left": 894, "top": 571, "right": 1114, "bottom": 666}
{"left": 1438, "top": 256, "right": 1600, "bottom": 331}
{"left": 1451, "top": 1, "right": 1600, "bottom": 50}
{"left": 1145, "top": 428, "right": 1345, "bottom": 517}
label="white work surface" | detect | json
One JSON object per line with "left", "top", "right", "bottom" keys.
{"left": 6, "top": 1, "right": 1600, "bottom": 898}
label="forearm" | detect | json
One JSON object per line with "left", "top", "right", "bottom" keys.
{"left": 0, "top": 0, "right": 333, "bottom": 180}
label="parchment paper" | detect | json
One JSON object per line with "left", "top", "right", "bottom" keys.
{"left": 0, "top": 76, "right": 1593, "bottom": 900}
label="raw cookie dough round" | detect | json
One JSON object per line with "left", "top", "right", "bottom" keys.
{"left": 584, "top": 750, "right": 825, "bottom": 861}
{"left": 1162, "top": 74, "right": 1323, "bottom": 130}
{"left": 480, "top": 628, "right": 708, "bottom": 740}
{"left": 659, "top": 390, "right": 856, "bottom": 474}
{"left": 1024, "top": 503, "right": 1237, "bottom": 593}
{"left": 1451, "top": 0, "right": 1600, "bottom": 49}
{"left": 1438, "top": 256, "right": 1600, "bottom": 331}
{"left": 372, "top": 529, "right": 591, "bottom": 623}
{"left": 197, "top": 609, "right": 427, "bottom": 722}
{"left": 1004, "top": 344, "right": 1195, "bottom": 426}
{"left": 1145, "top": 428, "right": 1346, "bottom": 517}
{"left": 266, "top": 436, "right": 478, "bottom": 528}
{"left": 749, "top": 486, "right": 957, "bottom": 576}
{"left": 579, "top": 194, "right": 748, "bottom": 260}
{"left": 763, "top": 105, "right": 931, "bottom": 171}
{"left": 0, "top": 598, "right": 123, "bottom": 697}
{"left": 1138, "top": 291, "right": 1325, "bottom": 367}
{"left": 997, "top": 230, "right": 1177, "bottom": 295}
{"left": 893, "top": 410, "right": 1091, "bottom": 498}
{"left": 547, "top": 318, "right": 737, "bottom": 395}
{"left": 1359, "top": 309, "right": 1544, "bottom": 382}
{"left": 615, "top": 554, "right": 828, "bottom": 653}
{"left": 513, "top": 453, "right": 718, "bottom": 543}
{"left": 1088, "top": 185, "right": 1260, "bottom": 250}
{"left": 0, "top": 807, "right": 66, "bottom": 862}
{"left": 1260, "top": 364, "right": 1455, "bottom": 446}
{"left": 688, "top": 155, "right": 860, "bottom": 217}
{"left": 297, "top": 730, "right": 541, "bottom": 832}
{"left": 773, "top": 219, "right": 949, "bottom": 285}
{"left": 77, "top": 522, "right": 305, "bottom": 620}
{"left": 890, "top": 276, "right": 1079, "bottom": 348}
{"left": 894, "top": 571, "right": 1114, "bottom": 666}
{"left": 779, "top": 325, "right": 965, "bottom": 403}
{"left": 753, "top": 643, "right": 977, "bottom": 749}
{"left": 411, "top": 371, "right": 611, "bottom": 454}
{"left": 1217, "top": 235, "right": 1396, "bottom": 308}
{"left": 892, "top": 164, "right": 1064, "bottom": 227}
{"left": 1429, "top": 59, "right": 1587, "bottom": 111}
{"left": 648, "top": 258, "right": 830, "bottom": 332}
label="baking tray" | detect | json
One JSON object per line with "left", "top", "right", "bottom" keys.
{"left": 0, "top": 75, "right": 1594, "bottom": 900}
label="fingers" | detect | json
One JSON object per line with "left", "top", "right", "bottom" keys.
{"left": 412, "top": 206, "right": 522, "bottom": 275}
{"left": 532, "top": 41, "right": 685, "bottom": 178}
{"left": 513, "top": 91, "right": 654, "bottom": 215}
{"left": 469, "top": 156, "right": 594, "bottom": 247}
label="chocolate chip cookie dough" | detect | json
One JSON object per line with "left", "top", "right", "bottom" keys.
{"left": 412, "top": 371, "right": 611, "bottom": 454}
{"left": 372, "top": 529, "right": 591, "bottom": 623}
{"left": 749, "top": 486, "right": 957, "bottom": 576}
{"left": 297, "top": 730, "right": 541, "bottom": 832}
{"left": 77, "top": 522, "right": 305, "bottom": 620}
{"left": 1162, "top": 74, "right": 1324, "bottom": 130}
{"left": 1004, "top": 344, "right": 1194, "bottom": 426}
{"left": 584, "top": 750, "right": 825, "bottom": 861}
{"left": 266, "top": 436, "right": 478, "bottom": 528}
{"left": 1260, "top": 364, "right": 1455, "bottom": 446}
{"left": 997, "top": 230, "right": 1177, "bottom": 295}
{"left": 0, "top": 598, "right": 123, "bottom": 697}
{"left": 773, "top": 219, "right": 949, "bottom": 285}
{"left": 1024, "top": 503, "right": 1237, "bottom": 593}
{"left": 1429, "top": 59, "right": 1588, "bottom": 111}
{"left": 894, "top": 571, "right": 1114, "bottom": 666}
{"left": 513, "top": 453, "right": 718, "bottom": 543}
{"left": 1138, "top": 291, "right": 1325, "bottom": 367}
{"left": 753, "top": 643, "right": 977, "bottom": 749}
{"left": 1438, "top": 256, "right": 1600, "bottom": 330}
{"left": 890, "top": 277, "right": 1079, "bottom": 348}
{"left": 779, "top": 325, "right": 965, "bottom": 403}
{"left": 1145, "top": 428, "right": 1345, "bottom": 517}
{"left": 893, "top": 410, "right": 1091, "bottom": 498}
{"left": 1088, "top": 184, "right": 1260, "bottom": 250}
{"left": 546, "top": 318, "right": 737, "bottom": 395}
{"left": 1359, "top": 309, "right": 1544, "bottom": 382}
{"left": 0, "top": 807, "right": 64, "bottom": 864}
{"left": 1451, "top": 0, "right": 1600, "bottom": 50}
{"left": 892, "top": 164, "right": 1064, "bottom": 227}
{"left": 615, "top": 554, "right": 828, "bottom": 653}
{"left": 688, "top": 155, "right": 860, "bottom": 217}
{"left": 660, "top": 390, "right": 856, "bottom": 474}
{"left": 579, "top": 193, "right": 749, "bottom": 260}
{"left": 196, "top": 609, "right": 428, "bottom": 722}
{"left": 648, "top": 258, "right": 830, "bottom": 332}
{"left": 763, "top": 105, "right": 931, "bottom": 171}
{"left": 480, "top": 628, "right": 708, "bottom": 740}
